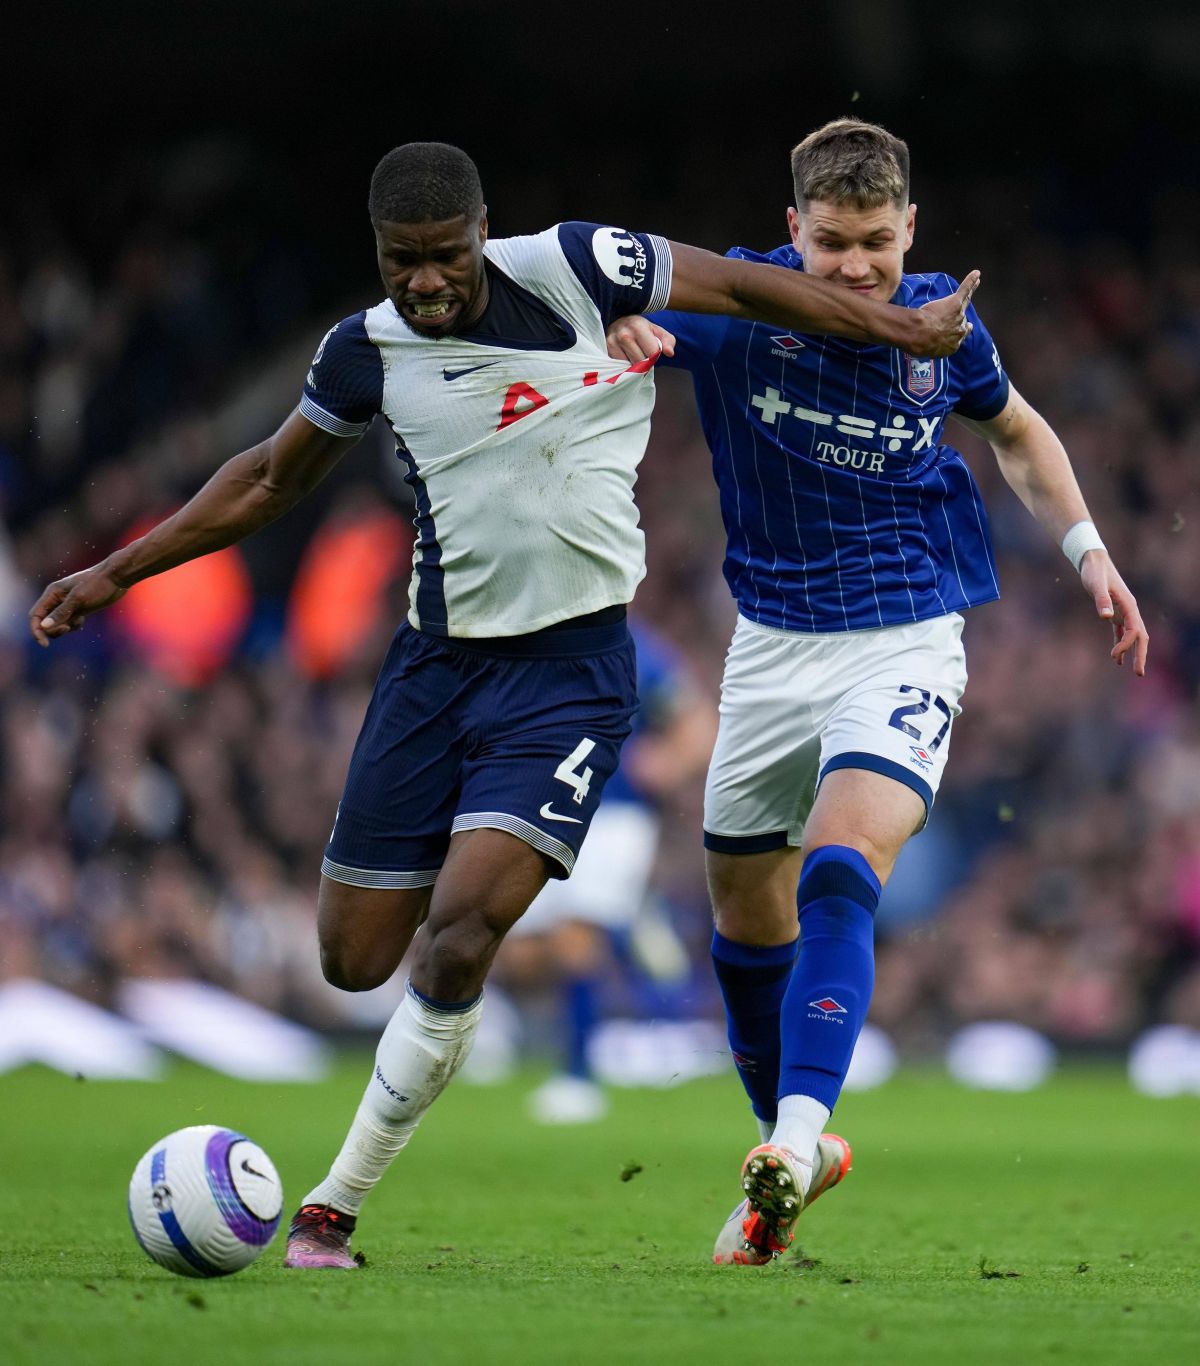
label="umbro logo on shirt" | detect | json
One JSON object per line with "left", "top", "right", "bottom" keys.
{"left": 443, "top": 361, "right": 501, "bottom": 382}
{"left": 769, "top": 334, "right": 806, "bottom": 360}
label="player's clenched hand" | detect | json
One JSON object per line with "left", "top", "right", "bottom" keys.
{"left": 910, "top": 271, "right": 980, "bottom": 359}
{"left": 29, "top": 564, "right": 129, "bottom": 646}
{"left": 1079, "top": 551, "right": 1149, "bottom": 676}
{"left": 606, "top": 316, "right": 675, "bottom": 364}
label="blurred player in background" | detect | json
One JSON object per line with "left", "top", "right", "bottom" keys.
{"left": 607, "top": 118, "right": 1149, "bottom": 1265}
{"left": 29, "top": 140, "right": 978, "bottom": 1270}
{"left": 500, "top": 615, "right": 715, "bottom": 1124}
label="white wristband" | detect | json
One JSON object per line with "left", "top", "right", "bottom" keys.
{"left": 1061, "top": 520, "right": 1105, "bottom": 573}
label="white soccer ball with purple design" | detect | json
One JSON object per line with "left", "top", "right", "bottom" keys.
{"left": 128, "top": 1125, "right": 283, "bottom": 1277}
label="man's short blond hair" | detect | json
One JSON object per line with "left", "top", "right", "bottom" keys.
{"left": 791, "top": 119, "right": 910, "bottom": 211}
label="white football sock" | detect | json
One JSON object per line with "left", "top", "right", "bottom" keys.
{"left": 302, "top": 984, "right": 483, "bottom": 1215}
{"left": 769, "top": 1095, "right": 831, "bottom": 1193}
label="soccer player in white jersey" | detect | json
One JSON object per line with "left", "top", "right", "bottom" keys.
{"left": 29, "top": 141, "right": 980, "bottom": 1270}
{"left": 607, "top": 119, "right": 1149, "bottom": 1265}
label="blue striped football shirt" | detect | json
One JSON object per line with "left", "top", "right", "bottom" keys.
{"left": 653, "top": 244, "right": 1010, "bottom": 633}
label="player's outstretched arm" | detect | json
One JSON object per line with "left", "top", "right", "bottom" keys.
{"left": 955, "top": 385, "right": 1149, "bottom": 676}
{"left": 29, "top": 410, "right": 360, "bottom": 645}
{"left": 664, "top": 241, "right": 979, "bottom": 358}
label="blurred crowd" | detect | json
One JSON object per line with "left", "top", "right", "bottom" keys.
{"left": 2, "top": 145, "right": 1199, "bottom": 1057}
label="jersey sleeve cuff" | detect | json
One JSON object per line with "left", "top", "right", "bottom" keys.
{"left": 954, "top": 377, "right": 1010, "bottom": 422}
{"left": 299, "top": 393, "right": 371, "bottom": 438}
{"left": 645, "top": 235, "right": 673, "bottom": 312}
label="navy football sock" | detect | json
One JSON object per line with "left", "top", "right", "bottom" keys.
{"left": 564, "top": 975, "right": 600, "bottom": 1080}
{"left": 778, "top": 845, "right": 880, "bottom": 1113}
{"left": 711, "top": 931, "right": 797, "bottom": 1125}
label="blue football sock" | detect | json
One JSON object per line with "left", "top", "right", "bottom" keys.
{"left": 711, "top": 931, "right": 797, "bottom": 1125}
{"left": 564, "top": 975, "right": 600, "bottom": 1080}
{"left": 778, "top": 845, "right": 880, "bottom": 1113}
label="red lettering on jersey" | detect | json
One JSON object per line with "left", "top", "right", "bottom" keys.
{"left": 604, "top": 353, "right": 661, "bottom": 384}
{"left": 582, "top": 372, "right": 599, "bottom": 386}
{"left": 497, "top": 381, "right": 550, "bottom": 430}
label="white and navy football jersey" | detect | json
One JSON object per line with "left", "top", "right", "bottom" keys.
{"left": 654, "top": 243, "right": 1010, "bottom": 634}
{"left": 300, "top": 224, "right": 672, "bottom": 638}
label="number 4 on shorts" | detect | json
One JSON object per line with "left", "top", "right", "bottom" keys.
{"left": 555, "top": 738, "right": 596, "bottom": 805}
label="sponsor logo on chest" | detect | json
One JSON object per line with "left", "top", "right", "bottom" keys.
{"left": 748, "top": 385, "right": 943, "bottom": 471}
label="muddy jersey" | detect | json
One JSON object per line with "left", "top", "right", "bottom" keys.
{"left": 301, "top": 224, "right": 673, "bottom": 637}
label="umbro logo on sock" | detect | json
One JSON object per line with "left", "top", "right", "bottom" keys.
{"left": 808, "top": 997, "right": 847, "bottom": 1014}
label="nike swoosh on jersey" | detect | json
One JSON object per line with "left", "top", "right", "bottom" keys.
{"left": 442, "top": 361, "right": 501, "bottom": 381}
{"left": 538, "top": 802, "right": 583, "bottom": 825}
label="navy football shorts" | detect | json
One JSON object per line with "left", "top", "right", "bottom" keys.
{"left": 322, "top": 614, "right": 637, "bottom": 887}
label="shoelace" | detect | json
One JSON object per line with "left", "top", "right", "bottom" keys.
{"left": 294, "top": 1205, "right": 354, "bottom": 1236}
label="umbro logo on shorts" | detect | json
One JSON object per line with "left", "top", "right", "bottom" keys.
{"left": 539, "top": 802, "right": 583, "bottom": 825}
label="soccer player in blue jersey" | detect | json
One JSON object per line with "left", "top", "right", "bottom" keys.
{"left": 607, "top": 118, "right": 1149, "bottom": 1265}
{"left": 29, "top": 140, "right": 979, "bottom": 1270}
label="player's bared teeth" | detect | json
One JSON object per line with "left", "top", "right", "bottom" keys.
{"left": 410, "top": 301, "right": 452, "bottom": 317}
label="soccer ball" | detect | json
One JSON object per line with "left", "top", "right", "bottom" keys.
{"left": 128, "top": 1125, "right": 283, "bottom": 1277}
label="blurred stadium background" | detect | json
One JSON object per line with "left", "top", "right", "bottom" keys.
{"left": 3, "top": 0, "right": 1200, "bottom": 1098}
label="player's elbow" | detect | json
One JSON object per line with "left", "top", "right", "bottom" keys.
{"left": 240, "top": 442, "right": 306, "bottom": 519}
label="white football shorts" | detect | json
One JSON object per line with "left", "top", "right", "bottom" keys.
{"left": 703, "top": 612, "right": 967, "bottom": 853}
{"left": 512, "top": 800, "right": 660, "bottom": 934}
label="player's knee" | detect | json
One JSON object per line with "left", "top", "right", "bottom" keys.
{"left": 797, "top": 844, "right": 884, "bottom": 924}
{"left": 803, "top": 834, "right": 897, "bottom": 888}
{"left": 414, "top": 913, "right": 503, "bottom": 999}
{"left": 315, "top": 879, "right": 425, "bottom": 992}
{"left": 319, "top": 936, "right": 393, "bottom": 993}
{"left": 708, "top": 878, "right": 797, "bottom": 944}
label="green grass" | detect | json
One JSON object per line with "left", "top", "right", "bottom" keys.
{"left": 1, "top": 1059, "right": 1197, "bottom": 1366}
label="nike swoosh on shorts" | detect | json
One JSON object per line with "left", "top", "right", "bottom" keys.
{"left": 539, "top": 802, "right": 583, "bottom": 825}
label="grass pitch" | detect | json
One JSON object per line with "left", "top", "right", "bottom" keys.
{"left": 1, "top": 1057, "right": 1197, "bottom": 1366}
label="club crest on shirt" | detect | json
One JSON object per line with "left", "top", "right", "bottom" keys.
{"left": 903, "top": 355, "right": 937, "bottom": 397}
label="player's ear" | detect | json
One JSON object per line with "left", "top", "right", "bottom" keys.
{"left": 478, "top": 207, "right": 488, "bottom": 242}
{"left": 904, "top": 202, "right": 916, "bottom": 252}
{"left": 786, "top": 206, "right": 802, "bottom": 248}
